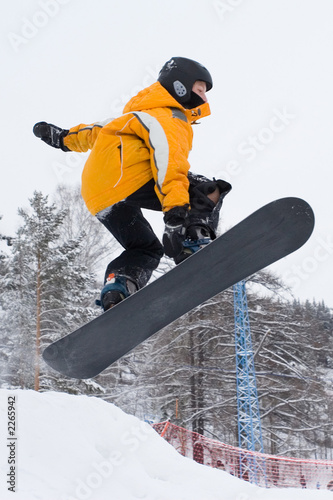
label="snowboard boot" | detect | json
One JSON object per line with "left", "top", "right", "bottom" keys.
{"left": 174, "top": 223, "right": 214, "bottom": 264}
{"left": 96, "top": 273, "right": 138, "bottom": 311}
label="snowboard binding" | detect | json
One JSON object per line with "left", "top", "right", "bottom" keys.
{"left": 175, "top": 224, "right": 213, "bottom": 264}
{"left": 96, "top": 274, "right": 138, "bottom": 311}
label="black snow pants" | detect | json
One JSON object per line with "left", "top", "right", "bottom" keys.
{"left": 96, "top": 173, "right": 231, "bottom": 289}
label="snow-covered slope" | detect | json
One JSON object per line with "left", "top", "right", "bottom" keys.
{"left": 0, "top": 390, "right": 331, "bottom": 500}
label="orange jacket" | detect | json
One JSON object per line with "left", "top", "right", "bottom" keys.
{"left": 63, "top": 82, "right": 211, "bottom": 215}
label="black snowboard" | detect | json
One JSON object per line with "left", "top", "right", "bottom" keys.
{"left": 43, "top": 197, "right": 314, "bottom": 379}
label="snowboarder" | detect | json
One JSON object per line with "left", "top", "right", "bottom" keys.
{"left": 33, "top": 57, "right": 231, "bottom": 311}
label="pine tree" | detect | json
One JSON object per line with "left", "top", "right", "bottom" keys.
{"left": 0, "top": 192, "right": 99, "bottom": 392}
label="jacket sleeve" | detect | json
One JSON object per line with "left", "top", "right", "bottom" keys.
{"left": 128, "top": 110, "right": 193, "bottom": 212}
{"left": 63, "top": 118, "right": 114, "bottom": 152}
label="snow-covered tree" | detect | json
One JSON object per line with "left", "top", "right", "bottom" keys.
{"left": 0, "top": 192, "right": 99, "bottom": 392}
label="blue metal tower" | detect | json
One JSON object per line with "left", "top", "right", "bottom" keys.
{"left": 233, "top": 280, "right": 265, "bottom": 483}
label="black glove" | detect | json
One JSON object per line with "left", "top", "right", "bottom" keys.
{"left": 33, "top": 122, "right": 70, "bottom": 151}
{"left": 162, "top": 206, "right": 189, "bottom": 258}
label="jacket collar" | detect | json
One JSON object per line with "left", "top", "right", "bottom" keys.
{"left": 185, "top": 102, "right": 211, "bottom": 124}
{"left": 123, "top": 82, "right": 211, "bottom": 124}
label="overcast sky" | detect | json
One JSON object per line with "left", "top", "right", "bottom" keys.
{"left": 1, "top": 0, "right": 333, "bottom": 306}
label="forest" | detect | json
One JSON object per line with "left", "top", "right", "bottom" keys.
{"left": 0, "top": 186, "right": 332, "bottom": 460}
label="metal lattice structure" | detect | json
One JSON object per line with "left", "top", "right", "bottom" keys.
{"left": 233, "top": 280, "right": 265, "bottom": 483}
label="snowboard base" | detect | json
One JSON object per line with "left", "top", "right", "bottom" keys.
{"left": 43, "top": 197, "right": 314, "bottom": 379}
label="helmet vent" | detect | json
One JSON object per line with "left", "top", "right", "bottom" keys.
{"left": 173, "top": 80, "right": 187, "bottom": 97}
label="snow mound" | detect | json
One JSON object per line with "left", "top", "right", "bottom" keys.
{"left": 0, "top": 390, "right": 331, "bottom": 500}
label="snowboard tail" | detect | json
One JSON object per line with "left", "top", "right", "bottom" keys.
{"left": 43, "top": 197, "right": 314, "bottom": 379}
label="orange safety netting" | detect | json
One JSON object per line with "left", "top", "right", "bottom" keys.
{"left": 152, "top": 422, "right": 333, "bottom": 491}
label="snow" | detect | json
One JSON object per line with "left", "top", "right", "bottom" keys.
{"left": 0, "top": 389, "right": 331, "bottom": 500}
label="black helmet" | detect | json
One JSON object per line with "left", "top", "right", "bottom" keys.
{"left": 158, "top": 57, "right": 213, "bottom": 109}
